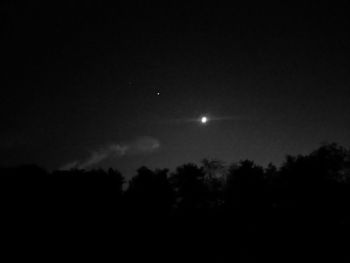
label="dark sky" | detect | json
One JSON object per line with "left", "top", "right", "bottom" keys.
{"left": 1, "top": 2, "right": 350, "bottom": 178}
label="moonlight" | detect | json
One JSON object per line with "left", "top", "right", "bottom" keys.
{"left": 201, "top": 116, "right": 208, "bottom": 124}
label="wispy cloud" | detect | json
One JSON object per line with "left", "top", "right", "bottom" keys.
{"left": 60, "top": 136, "right": 160, "bottom": 170}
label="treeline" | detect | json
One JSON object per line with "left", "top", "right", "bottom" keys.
{"left": 1, "top": 143, "right": 350, "bottom": 262}
{"left": 1, "top": 143, "right": 349, "bottom": 217}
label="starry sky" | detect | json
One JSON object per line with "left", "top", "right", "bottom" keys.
{"left": 1, "top": 2, "right": 350, "bottom": 178}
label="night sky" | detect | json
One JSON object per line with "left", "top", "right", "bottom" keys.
{"left": 1, "top": 2, "right": 350, "bottom": 178}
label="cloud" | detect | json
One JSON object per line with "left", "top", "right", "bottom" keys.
{"left": 60, "top": 136, "right": 160, "bottom": 170}
{"left": 128, "top": 136, "right": 160, "bottom": 154}
{"left": 60, "top": 161, "right": 80, "bottom": 171}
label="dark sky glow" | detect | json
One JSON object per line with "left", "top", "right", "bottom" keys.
{"left": 1, "top": 2, "right": 350, "bottom": 177}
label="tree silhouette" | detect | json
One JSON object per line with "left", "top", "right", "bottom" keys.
{"left": 125, "top": 166, "right": 174, "bottom": 217}
{"left": 225, "top": 160, "right": 265, "bottom": 211}
{"left": 1, "top": 143, "right": 350, "bottom": 262}
{"left": 309, "top": 143, "right": 350, "bottom": 183}
{"left": 201, "top": 158, "right": 226, "bottom": 209}
{"left": 170, "top": 163, "right": 208, "bottom": 213}
{"left": 201, "top": 158, "right": 225, "bottom": 181}
{"left": 279, "top": 143, "right": 350, "bottom": 222}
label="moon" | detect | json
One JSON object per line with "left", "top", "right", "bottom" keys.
{"left": 201, "top": 116, "right": 208, "bottom": 124}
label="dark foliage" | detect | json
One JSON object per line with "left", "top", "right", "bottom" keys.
{"left": 125, "top": 166, "right": 174, "bottom": 217}
{"left": 1, "top": 143, "right": 350, "bottom": 262}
